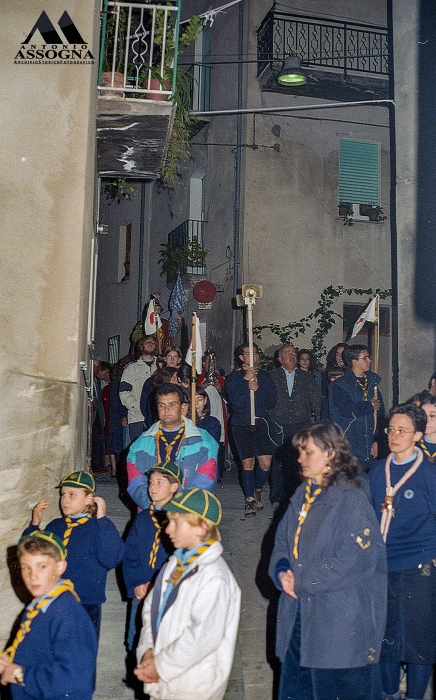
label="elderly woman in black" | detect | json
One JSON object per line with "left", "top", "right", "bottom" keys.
{"left": 269, "top": 421, "right": 387, "bottom": 700}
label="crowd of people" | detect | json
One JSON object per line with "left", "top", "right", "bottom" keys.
{"left": 3, "top": 332, "right": 436, "bottom": 700}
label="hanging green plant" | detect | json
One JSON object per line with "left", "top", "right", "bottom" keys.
{"left": 254, "top": 285, "right": 392, "bottom": 365}
{"left": 158, "top": 238, "right": 208, "bottom": 278}
{"left": 101, "top": 178, "right": 139, "bottom": 205}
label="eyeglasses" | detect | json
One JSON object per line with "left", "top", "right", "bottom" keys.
{"left": 384, "top": 427, "right": 415, "bottom": 436}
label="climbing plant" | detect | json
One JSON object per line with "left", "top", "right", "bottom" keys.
{"left": 253, "top": 285, "right": 392, "bottom": 366}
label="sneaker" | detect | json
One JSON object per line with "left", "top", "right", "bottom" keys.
{"left": 254, "top": 488, "right": 264, "bottom": 510}
{"left": 245, "top": 498, "right": 257, "bottom": 516}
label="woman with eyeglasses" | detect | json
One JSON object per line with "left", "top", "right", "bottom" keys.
{"left": 369, "top": 403, "right": 436, "bottom": 700}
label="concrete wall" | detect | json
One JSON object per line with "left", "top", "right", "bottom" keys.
{"left": 0, "top": 0, "right": 98, "bottom": 642}
{"left": 393, "top": 0, "right": 435, "bottom": 400}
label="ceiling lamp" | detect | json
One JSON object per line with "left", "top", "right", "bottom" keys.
{"left": 277, "top": 56, "right": 307, "bottom": 86}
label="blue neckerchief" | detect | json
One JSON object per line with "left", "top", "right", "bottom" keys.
{"left": 156, "top": 544, "right": 202, "bottom": 630}
{"left": 392, "top": 448, "right": 419, "bottom": 466}
{"left": 29, "top": 578, "right": 69, "bottom": 614}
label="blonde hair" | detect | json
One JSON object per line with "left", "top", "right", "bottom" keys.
{"left": 168, "top": 512, "right": 221, "bottom": 542}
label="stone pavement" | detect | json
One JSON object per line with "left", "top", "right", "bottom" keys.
{"left": 92, "top": 467, "right": 435, "bottom": 700}
{"left": 93, "top": 464, "right": 278, "bottom": 700}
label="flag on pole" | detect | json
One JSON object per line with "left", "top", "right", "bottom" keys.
{"left": 350, "top": 296, "right": 378, "bottom": 339}
{"left": 186, "top": 312, "right": 203, "bottom": 373}
{"left": 144, "top": 299, "right": 162, "bottom": 335}
{"left": 169, "top": 273, "right": 186, "bottom": 337}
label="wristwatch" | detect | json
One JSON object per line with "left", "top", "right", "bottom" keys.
{"left": 13, "top": 666, "right": 24, "bottom": 685}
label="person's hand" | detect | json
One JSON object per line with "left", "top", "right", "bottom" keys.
{"left": 93, "top": 496, "right": 106, "bottom": 518}
{"left": 244, "top": 367, "right": 258, "bottom": 391}
{"left": 370, "top": 441, "right": 378, "bottom": 458}
{"left": 134, "top": 651, "right": 160, "bottom": 683}
{"left": 0, "top": 656, "right": 9, "bottom": 675}
{"left": 31, "top": 499, "right": 49, "bottom": 526}
{"left": 134, "top": 582, "right": 151, "bottom": 600}
{"left": 370, "top": 398, "right": 380, "bottom": 410}
{"left": 278, "top": 570, "right": 297, "bottom": 599}
{"left": 121, "top": 417, "right": 128, "bottom": 427}
{"left": 1, "top": 662, "right": 23, "bottom": 686}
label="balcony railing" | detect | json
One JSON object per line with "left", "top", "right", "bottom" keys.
{"left": 257, "top": 9, "right": 389, "bottom": 79}
{"left": 167, "top": 219, "right": 205, "bottom": 282}
{"left": 98, "top": 0, "right": 180, "bottom": 99}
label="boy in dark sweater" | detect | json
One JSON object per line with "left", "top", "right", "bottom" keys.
{"left": 22, "top": 470, "right": 125, "bottom": 637}
{"left": 123, "top": 462, "right": 181, "bottom": 654}
{"left": 0, "top": 530, "right": 97, "bottom": 699}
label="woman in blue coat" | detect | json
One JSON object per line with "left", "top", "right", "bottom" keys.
{"left": 269, "top": 421, "right": 387, "bottom": 700}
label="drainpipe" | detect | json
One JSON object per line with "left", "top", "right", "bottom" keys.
{"left": 387, "top": 0, "right": 399, "bottom": 406}
{"left": 230, "top": 0, "right": 244, "bottom": 367}
{"left": 137, "top": 181, "right": 147, "bottom": 319}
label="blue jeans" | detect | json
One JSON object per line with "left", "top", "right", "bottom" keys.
{"left": 279, "top": 612, "right": 376, "bottom": 700}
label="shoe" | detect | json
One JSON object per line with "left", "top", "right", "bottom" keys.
{"left": 254, "top": 488, "right": 264, "bottom": 509}
{"left": 245, "top": 498, "right": 257, "bottom": 516}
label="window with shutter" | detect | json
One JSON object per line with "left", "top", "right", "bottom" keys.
{"left": 339, "top": 140, "right": 380, "bottom": 205}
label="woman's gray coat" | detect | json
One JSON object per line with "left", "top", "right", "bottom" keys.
{"left": 269, "top": 482, "right": 387, "bottom": 669}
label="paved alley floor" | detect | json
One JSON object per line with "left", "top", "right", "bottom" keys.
{"left": 93, "top": 464, "right": 278, "bottom": 700}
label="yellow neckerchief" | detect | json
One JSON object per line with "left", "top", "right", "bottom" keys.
{"left": 155, "top": 421, "right": 185, "bottom": 464}
{"left": 242, "top": 364, "right": 259, "bottom": 374}
{"left": 293, "top": 479, "right": 323, "bottom": 559}
{"left": 355, "top": 373, "right": 368, "bottom": 400}
{"left": 148, "top": 503, "right": 168, "bottom": 568}
{"left": 2, "top": 579, "right": 79, "bottom": 662}
{"left": 166, "top": 540, "right": 214, "bottom": 585}
{"left": 418, "top": 438, "right": 436, "bottom": 462}
{"left": 62, "top": 513, "right": 92, "bottom": 547}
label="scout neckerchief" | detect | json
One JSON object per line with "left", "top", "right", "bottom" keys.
{"left": 62, "top": 513, "right": 92, "bottom": 547}
{"left": 155, "top": 421, "right": 185, "bottom": 464}
{"left": 242, "top": 364, "right": 258, "bottom": 375}
{"left": 148, "top": 503, "right": 167, "bottom": 568}
{"left": 2, "top": 579, "right": 79, "bottom": 662}
{"left": 293, "top": 479, "right": 323, "bottom": 559}
{"left": 380, "top": 448, "right": 424, "bottom": 542}
{"left": 166, "top": 539, "right": 214, "bottom": 585}
{"left": 355, "top": 373, "right": 369, "bottom": 400}
{"left": 418, "top": 438, "right": 436, "bottom": 462}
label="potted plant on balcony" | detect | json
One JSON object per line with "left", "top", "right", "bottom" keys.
{"left": 367, "top": 204, "right": 387, "bottom": 222}
{"left": 100, "top": 6, "right": 128, "bottom": 95}
{"left": 158, "top": 238, "right": 208, "bottom": 279}
{"left": 338, "top": 202, "right": 354, "bottom": 227}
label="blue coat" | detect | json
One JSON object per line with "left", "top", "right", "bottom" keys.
{"left": 328, "top": 368, "right": 384, "bottom": 462}
{"left": 269, "top": 481, "right": 387, "bottom": 668}
{"left": 12, "top": 590, "right": 97, "bottom": 700}
{"left": 23, "top": 517, "right": 125, "bottom": 604}
{"left": 225, "top": 369, "right": 277, "bottom": 426}
{"left": 123, "top": 508, "right": 173, "bottom": 598}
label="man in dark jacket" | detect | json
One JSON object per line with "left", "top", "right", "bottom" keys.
{"left": 328, "top": 344, "right": 383, "bottom": 471}
{"left": 268, "top": 345, "right": 322, "bottom": 506}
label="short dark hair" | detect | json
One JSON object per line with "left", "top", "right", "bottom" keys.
{"left": 163, "top": 346, "right": 182, "bottom": 360}
{"left": 389, "top": 404, "right": 427, "bottom": 433}
{"left": 428, "top": 372, "right": 436, "bottom": 390}
{"left": 153, "top": 366, "right": 178, "bottom": 388}
{"left": 343, "top": 344, "right": 369, "bottom": 368}
{"left": 149, "top": 469, "right": 179, "bottom": 485}
{"left": 421, "top": 394, "right": 436, "bottom": 407}
{"left": 155, "top": 383, "right": 187, "bottom": 404}
{"left": 17, "top": 538, "right": 61, "bottom": 562}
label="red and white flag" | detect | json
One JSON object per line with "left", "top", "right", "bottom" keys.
{"left": 350, "top": 297, "right": 378, "bottom": 339}
{"left": 185, "top": 312, "right": 203, "bottom": 374}
{"left": 144, "top": 299, "right": 162, "bottom": 335}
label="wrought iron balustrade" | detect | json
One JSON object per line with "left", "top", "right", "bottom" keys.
{"left": 166, "top": 220, "right": 205, "bottom": 281}
{"left": 257, "top": 9, "right": 389, "bottom": 79}
{"left": 98, "top": 0, "right": 180, "bottom": 99}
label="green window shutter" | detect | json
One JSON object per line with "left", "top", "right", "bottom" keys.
{"left": 339, "top": 140, "right": 380, "bottom": 204}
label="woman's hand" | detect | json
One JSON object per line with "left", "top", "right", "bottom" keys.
{"left": 278, "top": 569, "right": 297, "bottom": 599}
{"left": 134, "top": 650, "right": 160, "bottom": 683}
{"left": 31, "top": 499, "right": 49, "bottom": 526}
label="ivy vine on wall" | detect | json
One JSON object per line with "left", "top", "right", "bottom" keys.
{"left": 253, "top": 285, "right": 392, "bottom": 365}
